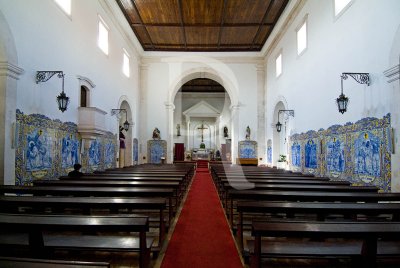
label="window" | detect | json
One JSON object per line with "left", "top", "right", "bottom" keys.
{"left": 276, "top": 53, "right": 282, "bottom": 77}
{"left": 296, "top": 20, "right": 307, "bottom": 55}
{"left": 54, "top": 0, "right": 71, "bottom": 15}
{"left": 98, "top": 16, "right": 109, "bottom": 55}
{"left": 80, "top": 86, "right": 87, "bottom": 107}
{"left": 334, "top": 0, "right": 352, "bottom": 16}
{"left": 123, "top": 49, "right": 130, "bottom": 77}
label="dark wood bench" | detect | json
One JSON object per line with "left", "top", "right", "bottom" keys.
{"left": 0, "top": 213, "right": 152, "bottom": 268}
{"left": 0, "top": 196, "right": 167, "bottom": 250}
{"left": 237, "top": 201, "right": 400, "bottom": 252}
{"left": 227, "top": 190, "right": 400, "bottom": 226}
{"left": 34, "top": 179, "right": 183, "bottom": 205}
{"left": 75, "top": 173, "right": 190, "bottom": 190}
{"left": 250, "top": 221, "right": 400, "bottom": 268}
{"left": 0, "top": 185, "right": 175, "bottom": 224}
{"left": 0, "top": 257, "right": 110, "bottom": 268}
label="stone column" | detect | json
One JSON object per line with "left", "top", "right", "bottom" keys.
{"left": 0, "top": 62, "right": 24, "bottom": 185}
{"left": 256, "top": 63, "right": 266, "bottom": 165}
{"left": 139, "top": 63, "right": 148, "bottom": 164}
{"left": 384, "top": 64, "right": 400, "bottom": 192}
{"left": 165, "top": 102, "right": 175, "bottom": 163}
{"left": 230, "top": 104, "right": 240, "bottom": 163}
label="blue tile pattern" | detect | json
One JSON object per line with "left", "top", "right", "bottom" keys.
{"left": 238, "top": 140, "right": 257, "bottom": 158}
{"left": 267, "top": 146, "right": 272, "bottom": 164}
{"left": 15, "top": 109, "right": 117, "bottom": 185}
{"left": 147, "top": 140, "right": 167, "bottom": 164}
{"left": 290, "top": 114, "right": 391, "bottom": 192}
{"left": 61, "top": 134, "right": 80, "bottom": 168}
{"left": 291, "top": 142, "right": 301, "bottom": 167}
{"left": 326, "top": 136, "right": 345, "bottom": 173}
{"left": 305, "top": 140, "right": 317, "bottom": 169}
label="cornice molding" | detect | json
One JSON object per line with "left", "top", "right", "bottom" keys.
{"left": 77, "top": 75, "right": 96, "bottom": 88}
{"left": 383, "top": 64, "right": 400, "bottom": 83}
{"left": 141, "top": 56, "right": 264, "bottom": 65}
{"left": 0, "top": 61, "right": 24, "bottom": 80}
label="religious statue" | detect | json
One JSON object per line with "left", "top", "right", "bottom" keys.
{"left": 119, "top": 126, "right": 126, "bottom": 149}
{"left": 223, "top": 126, "right": 229, "bottom": 138}
{"left": 152, "top": 127, "right": 161, "bottom": 140}
{"left": 245, "top": 125, "right": 251, "bottom": 140}
{"left": 176, "top": 124, "right": 181, "bottom": 136}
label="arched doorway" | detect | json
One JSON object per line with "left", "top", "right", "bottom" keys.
{"left": 167, "top": 67, "right": 240, "bottom": 163}
{"left": 272, "top": 101, "right": 287, "bottom": 167}
{"left": 173, "top": 78, "right": 232, "bottom": 162}
{"left": 118, "top": 100, "right": 133, "bottom": 167}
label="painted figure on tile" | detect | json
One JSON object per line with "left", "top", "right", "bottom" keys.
{"left": 305, "top": 139, "right": 317, "bottom": 169}
{"left": 354, "top": 132, "right": 381, "bottom": 177}
{"left": 26, "top": 129, "right": 52, "bottom": 171}
{"left": 61, "top": 134, "right": 79, "bottom": 168}
{"left": 267, "top": 146, "right": 272, "bottom": 164}
{"left": 245, "top": 126, "right": 251, "bottom": 140}
{"left": 224, "top": 126, "right": 229, "bottom": 138}
{"left": 326, "top": 137, "right": 345, "bottom": 173}
{"left": 104, "top": 140, "right": 115, "bottom": 165}
{"left": 150, "top": 142, "right": 164, "bottom": 163}
{"left": 88, "top": 139, "right": 101, "bottom": 166}
{"left": 152, "top": 127, "right": 161, "bottom": 140}
{"left": 291, "top": 142, "right": 301, "bottom": 167}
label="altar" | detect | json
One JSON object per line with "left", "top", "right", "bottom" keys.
{"left": 192, "top": 149, "right": 211, "bottom": 160}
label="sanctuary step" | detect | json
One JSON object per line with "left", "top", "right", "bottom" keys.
{"left": 196, "top": 160, "right": 209, "bottom": 169}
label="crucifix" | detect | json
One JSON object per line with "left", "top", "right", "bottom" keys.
{"left": 198, "top": 122, "right": 208, "bottom": 142}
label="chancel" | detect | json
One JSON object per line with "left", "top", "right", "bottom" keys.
{"left": 0, "top": 0, "right": 399, "bottom": 267}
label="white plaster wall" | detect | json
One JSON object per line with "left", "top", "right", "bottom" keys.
{"left": 266, "top": 0, "right": 400, "bottom": 139}
{"left": 0, "top": 0, "right": 140, "bottom": 138}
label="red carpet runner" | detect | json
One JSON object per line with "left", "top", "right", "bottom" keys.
{"left": 161, "top": 169, "right": 243, "bottom": 268}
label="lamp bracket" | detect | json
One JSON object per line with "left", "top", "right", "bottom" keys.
{"left": 36, "top": 71, "right": 64, "bottom": 84}
{"left": 278, "top": 109, "right": 295, "bottom": 118}
{"left": 111, "top": 108, "right": 127, "bottom": 117}
{"left": 341, "top": 72, "right": 370, "bottom": 86}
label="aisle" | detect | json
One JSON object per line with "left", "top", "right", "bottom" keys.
{"left": 160, "top": 169, "right": 243, "bottom": 268}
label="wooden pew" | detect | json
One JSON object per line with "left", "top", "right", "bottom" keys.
{"left": 237, "top": 201, "right": 400, "bottom": 252}
{"left": 0, "top": 257, "right": 110, "bottom": 268}
{"left": 34, "top": 180, "right": 183, "bottom": 205}
{"left": 216, "top": 178, "right": 351, "bottom": 196}
{"left": 0, "top": 186, "right": 175, "bottom": 224}
{"left": 0, "top": 196, "right": 167, "bottom": 251}
{"left": 250, "top": 221, "right": 400, "bottom": 268}
{"left": 226, "top": 190, "right": 400, "bottom": 226}
{"left": 0, "top": 213, "right": 152, "bottom": 268}
{"left": 76, "top": 173, "right": 190, "bottom": 190}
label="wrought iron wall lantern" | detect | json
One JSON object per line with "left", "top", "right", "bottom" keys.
{"left": 111, "top": 108, "right": 130, "bottom": 131}
{"left": 36, "top": 71, "right": 70, "bottom": 112}
{"left": 276, "top": 110, "right": 294, "bottom": 132}
{"left": 337, "top": 72, "right": 370, "bottom": 114}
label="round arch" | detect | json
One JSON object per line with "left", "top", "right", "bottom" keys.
{"left": 166, "top": 67, "right": 240, "bottom": 163}
{"left": 272, "top": 96, "right": 288, "bottom": 167}
{"left": 117, "top": 96, "right": 134, "bottom": 167}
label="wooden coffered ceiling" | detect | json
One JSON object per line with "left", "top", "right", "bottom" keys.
{"left": 116, "top": 0, "right": 289, "bottom": 52}
{"left": 181, "top": 78, "right": 225, "bottom": 93}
